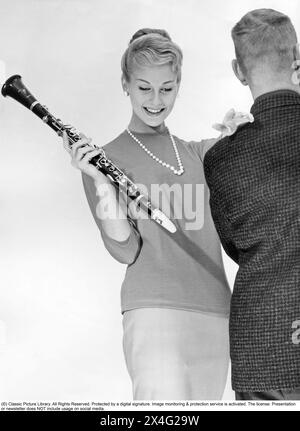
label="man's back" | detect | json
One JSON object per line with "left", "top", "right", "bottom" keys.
{"left": 204, "top": 89, "right": 300, "bottom": 392}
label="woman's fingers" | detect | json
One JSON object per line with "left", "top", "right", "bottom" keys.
{"left": 223, "top": 108, "right": 236, "bottom": 123}
{"left": 71, "top": 144, "right": 94, "bottom": 167}
{"left": 71, "top": 148, "right": 103, "bottom": 169}
{"left": 81, "top": 148, "right": 103, "bottom": 163}
{"left": 70, "top": 137, "right": 93, "bottom": 159}
{"left": 62, "top": 130, "right": 107, "bottom": 181}
{"left": 71, "top": 137, "right": 92, "bottom": 151}
{"left": 62, "top": 130, "right": 92, "bottom": 156}
{"left": 231, "top": 111, "right": 254, "bottom": 126}
{"left": 75, "top": 143, "right": 95, "bottom": 161}
{"left": 212, "top": 123, "right": 228, "bottom": 133}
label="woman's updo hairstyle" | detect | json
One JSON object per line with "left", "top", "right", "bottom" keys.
{"left": 121, "top": 28, "right": 183, "bottom": 83}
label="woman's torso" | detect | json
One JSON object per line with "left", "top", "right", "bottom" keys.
{"left": 101, "top": 130, "right": 231, "bottom": 315}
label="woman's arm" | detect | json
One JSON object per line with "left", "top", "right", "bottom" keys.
{"left": 81, "top": 172, "right": 141, "bottom": 265}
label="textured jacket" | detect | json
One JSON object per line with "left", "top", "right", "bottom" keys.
{"left": 204, "top": 90, "right": 300, "bottom": 391}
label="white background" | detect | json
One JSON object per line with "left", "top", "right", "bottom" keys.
{"left": 0, "top": 0, "right": 299, "bottom": 401}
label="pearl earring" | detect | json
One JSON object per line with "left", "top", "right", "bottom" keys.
{"left": 124, "top": 90, "right": 129, "bottom": 96}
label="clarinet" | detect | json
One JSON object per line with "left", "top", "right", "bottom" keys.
{"left": 1, "top": 75, "right": 176, "bottom": 233}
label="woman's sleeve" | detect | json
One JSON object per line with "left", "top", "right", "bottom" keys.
{"left": 81, "top": 173, "right": 142, "bottom": 265}
{"left": 188, "top": 138, "right": 219, "bottom": 162}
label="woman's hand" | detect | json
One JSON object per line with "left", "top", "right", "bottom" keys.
{"left": 212, "top": 109, "right": 254, "bottom": 137}
{"left": 63, "top": 131, "right": 110, "bottom": 184}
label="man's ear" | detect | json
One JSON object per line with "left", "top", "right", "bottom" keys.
{"left": 292, "top": 43, "right": 300, "bottom": 70}
{"left": 232, "top": 59, "right": 248, "bottom": 86}
{"left": 293, "top": 43, "right": 300, "bottom": 62}
{"left": 291, "top": 44, "right": 300, "bottom": 85}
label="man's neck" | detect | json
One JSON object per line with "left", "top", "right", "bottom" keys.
{"left": 249, "top": 75, "right": 300, "bottom": 101}
{"left": 251, "top": 84, "right": 300, "bottom": 100}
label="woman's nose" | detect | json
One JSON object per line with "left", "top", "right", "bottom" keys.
{"left": 150, "top": 91, "right": 162, "bottom": 106}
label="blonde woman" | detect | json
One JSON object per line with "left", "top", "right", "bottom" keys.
{"left": 63, "top": 29, "right": 231, "bottom": 400}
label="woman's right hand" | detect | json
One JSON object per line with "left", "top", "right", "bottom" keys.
{"left": 63, "top": 131, "right": 134, "bottom": 244}
{"left": 63, "top": 131, "right": 110, "bottom": 184}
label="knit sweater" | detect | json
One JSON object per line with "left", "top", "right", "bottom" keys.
{"left": 82, "top": 129, "right": 231, "bottom": 316}
{"left": 204, "top": 90, "right": 300, "bottom": 391}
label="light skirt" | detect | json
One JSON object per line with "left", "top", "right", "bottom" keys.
{"left": 122, "top": 307, "right": 229, "bottom": 400}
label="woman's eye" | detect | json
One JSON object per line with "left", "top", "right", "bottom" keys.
{"left": 161, "top": 88, "right": 173, "bottom": 93}
{"left": 139, "top": 87, "right": 151, "bottom": 91}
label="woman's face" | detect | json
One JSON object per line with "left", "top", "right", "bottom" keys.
{"left": 124, "top": 63, "right": 179, "bottom": 129}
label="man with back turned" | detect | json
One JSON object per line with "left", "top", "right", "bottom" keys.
{"left": 203, "top": 8, "right": 300, "bottom": 400}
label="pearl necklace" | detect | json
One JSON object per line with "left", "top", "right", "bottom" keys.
{"left": 126, "top": 128, "right": 185, "bottom": 176}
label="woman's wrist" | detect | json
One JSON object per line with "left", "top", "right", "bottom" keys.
{"left": 93, "top": 173, "right": 113, "bottom": 188}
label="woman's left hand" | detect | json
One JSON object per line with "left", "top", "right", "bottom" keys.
{"left": 212, "top": 109, "right": 254, "bottom": 137}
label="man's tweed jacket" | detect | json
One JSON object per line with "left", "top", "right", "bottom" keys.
{"left": 204, "top": 90, "right": 300, "bottom": 391}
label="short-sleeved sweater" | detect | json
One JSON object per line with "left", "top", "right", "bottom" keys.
{"left": 82, "top": 129, "right": 231, "bottom": 316}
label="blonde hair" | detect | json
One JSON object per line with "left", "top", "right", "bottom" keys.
{"left": 121, "top": 28, "right": 183, "bottom": 82}
{"left": 232, "top": 9, "right": 297, "bottom": 76}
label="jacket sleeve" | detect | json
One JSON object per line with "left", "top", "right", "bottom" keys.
{"left": 81, "top": 173, "right": 142, "bottom": 265}
{"left": 209, "top": 197, "right": 239, "bottom": 264}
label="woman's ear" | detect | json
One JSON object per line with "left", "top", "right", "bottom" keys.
{"left": 232, "top": 59, "right": 248, "bottom": 86}
{"left": 175, "top": 78, "right": 181, "bottom": 97}
{"left": 121, "top": 75, "right": 129, "bottom": 95}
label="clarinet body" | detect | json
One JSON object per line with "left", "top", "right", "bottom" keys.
{"left": 1, "top": 75, "right": 176, "bottom": 233}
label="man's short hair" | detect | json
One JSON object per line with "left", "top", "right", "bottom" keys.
{"left": 232, "top": 9, "right": 297, "bottom": 76}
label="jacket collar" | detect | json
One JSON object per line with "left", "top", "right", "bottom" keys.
{"left": 251, "top": 89, "right": 300, "bottom": 116}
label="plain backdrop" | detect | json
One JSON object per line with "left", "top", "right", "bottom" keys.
{"left": 0, "top": 0, "right": 299, "bottom": 402}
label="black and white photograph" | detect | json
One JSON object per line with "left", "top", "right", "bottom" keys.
{"left": 0, "top": 0, "right": 300, "bottom": 417}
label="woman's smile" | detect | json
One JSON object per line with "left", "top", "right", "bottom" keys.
{"left": 143, "top": 106, "right": 166, "bottom": 116}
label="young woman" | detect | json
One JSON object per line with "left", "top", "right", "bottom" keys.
{"left": 63, "top": 28, "right": 231, "bottom": 400}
